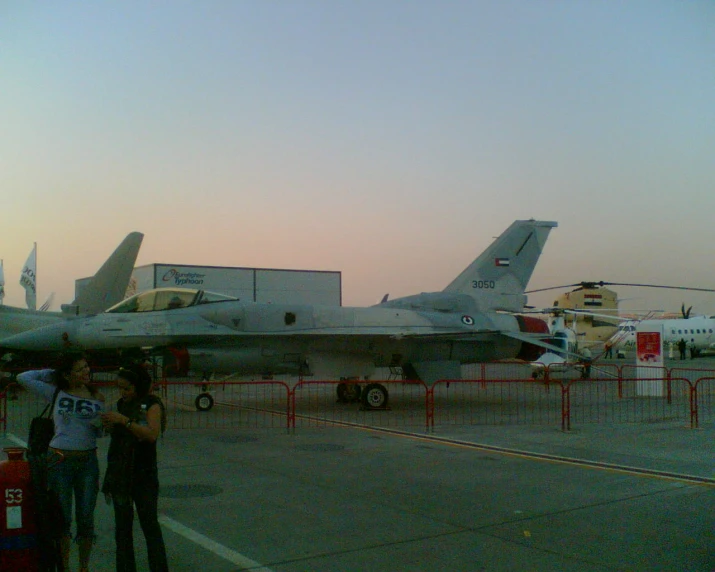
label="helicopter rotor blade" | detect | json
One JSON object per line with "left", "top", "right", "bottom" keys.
{"left": 525, "top": 283, "right": 583, "bottom": 294}
{"left": 602, "top": 282, "right": 715, "bottom": 293}
{"left": 526, "top": 281, "right": 715, "bottom": 294}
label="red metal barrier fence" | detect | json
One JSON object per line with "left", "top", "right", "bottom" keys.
{"left": 290, "top": 380, "right": 428, "bottom": 430}
{"left": 564, "top": 377, "right": 692, "bottom": 430}
{"left": 2, "top": 364, "right": 714, "bottom": 435}
{"left": 0, "top": 391, "right": 6, "bottom": 434}
{"left": 430, "top": 379, "right": 561, "bottom": 428}
{"left": 692, "top": 377, "right": 715, "bottom": 428}
{"left": 156, "top": 380, "right": 291, "bottom": 430}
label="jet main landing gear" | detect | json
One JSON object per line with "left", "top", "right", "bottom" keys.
{"left": 336, "top": 381, "right": 390, "bottom": 410}
{"left": 361, "top": 383, "right": 389, "bottom": 410}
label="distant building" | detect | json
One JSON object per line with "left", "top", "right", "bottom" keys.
{"left": 76, "top": 263, "right": 342, "bottom": 307}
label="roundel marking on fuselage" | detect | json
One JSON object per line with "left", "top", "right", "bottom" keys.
{"left": 461, "top": 315, "right": 475, "bottom": 326}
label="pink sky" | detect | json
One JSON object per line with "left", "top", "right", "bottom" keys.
{"left": 2, "top": 2, "right": 714, "bottom": 314}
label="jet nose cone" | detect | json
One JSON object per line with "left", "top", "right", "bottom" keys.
{"left": 2, "top": 323, "right": 75, "bottom": 351}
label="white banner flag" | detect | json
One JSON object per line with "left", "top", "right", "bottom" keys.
{"left": 20, "top": 244, "right": 37, "bottom": 310}
{"left": 0, "top": 259, "right": 5, "bottom": 303}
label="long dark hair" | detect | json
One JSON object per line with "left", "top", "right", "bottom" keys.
{"left": 117, "top": 364, "right": 153, "bottom": 399}
{"left": 54, "top": 351, "right": 89, "bottom": 391}
{"left": 117, "top": 363, "right": 166, "bottom": 434}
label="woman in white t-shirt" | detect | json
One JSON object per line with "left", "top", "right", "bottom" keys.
{"left": 18, "top": 352, "right": 105, "bottom": 572}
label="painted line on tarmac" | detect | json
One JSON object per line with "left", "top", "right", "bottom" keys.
{"left": 213, "top": 403, "right": 710, "bottom": 488}
{"left": 414, "top": 433, "right": 715, "bottom": 487}
{"left": 314, "top": 421, "right": 715, "bottom": 488}
{"left": 158, "top": 515, "right": 274, "bottom": 571}
{"left": 3, "top": 436, "right": 272, "bottom": 570}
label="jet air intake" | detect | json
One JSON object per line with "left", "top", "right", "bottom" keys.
{"left": 514, "top": 315, "right": 550, "bottom": 361}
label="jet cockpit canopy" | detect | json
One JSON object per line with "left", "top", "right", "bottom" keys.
{"left": 105, "top": 288, "right": 238, "bottom": 313}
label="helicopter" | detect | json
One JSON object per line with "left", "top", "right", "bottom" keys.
{"left": 519, "top": 307, "right": 596, "bottom": 379}
{"left": 525, "top": 281, "right": 715, "bottom": 363}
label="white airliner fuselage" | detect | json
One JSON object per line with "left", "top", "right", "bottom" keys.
{"left": 611, "top": 315, "right": 715, "bottom": 353}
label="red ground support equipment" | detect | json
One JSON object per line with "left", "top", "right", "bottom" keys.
{"left": 0, "top": 447, "right": 38, "bottom": 571}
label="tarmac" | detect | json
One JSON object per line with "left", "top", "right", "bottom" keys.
{"left": 1, "top": 356, "right": 714, "bottom": 571}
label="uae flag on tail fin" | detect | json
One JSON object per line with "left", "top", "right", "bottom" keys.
{"left": 495, "top": 258, "right": 510, "bottom": 267}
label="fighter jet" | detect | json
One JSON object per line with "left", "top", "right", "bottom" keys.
{"left": 0, "top": 232, "right": 144, "bottom": 345}
{"left": 3, "top": 220, "right": 558, "bottom": 408}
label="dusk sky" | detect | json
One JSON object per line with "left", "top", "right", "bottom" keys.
{"left": 2, "top": 2, "right": 714, "bottom": 314}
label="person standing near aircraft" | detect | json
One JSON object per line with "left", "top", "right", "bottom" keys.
{"left": 580, "top": 346, "right": 592, "bottom": 378}
{"left": 678, "top": 338, "right": 687, "bottom": 360}
{"left": 603, "top": 341, "right": 613, "bottom": 359}
{"left": 17, "top": 352, "right": 105, "bottom": 572}
{"left": 101, "top": 364, "right": 169, "bottom": 572}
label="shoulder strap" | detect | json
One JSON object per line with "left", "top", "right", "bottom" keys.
{"left": 40, "top": 387, "right": 61, "bottom": 418}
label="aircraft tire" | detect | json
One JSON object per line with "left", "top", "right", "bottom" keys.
{"left": 195, "top": 392, "right": 214, "bottom": 412}
{"left": 361, "top": 383, "right": 388, "bottom": 409}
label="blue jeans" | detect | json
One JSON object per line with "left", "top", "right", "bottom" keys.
{"left": 46, "top": 450, "right": 99, "bottom": 540}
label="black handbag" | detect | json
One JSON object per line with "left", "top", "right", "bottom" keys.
{"left": 28, "top": 387, "right": 60, "bottom": 456}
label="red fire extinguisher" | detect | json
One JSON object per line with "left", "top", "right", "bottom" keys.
{"left": 0, "top": 447, "right": 38, "bottom": 571}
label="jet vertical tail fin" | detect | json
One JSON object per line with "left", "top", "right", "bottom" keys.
{"left": 62, "top": 232, "right": 144, "bottom": 315}
{"left": 443, "top": 220, "right": 557, "bottom": 313}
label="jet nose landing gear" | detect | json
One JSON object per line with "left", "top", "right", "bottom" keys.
{"left": 195, "top": 391, "right": 214, "bottom": 411}
{"left": 194, "top": 378, "right": 214, "bottom": 411}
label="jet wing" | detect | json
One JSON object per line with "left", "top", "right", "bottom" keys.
{"left": 500, "top": 330, "right": 584, "bottom": 358}
{"left": 381, "top": 329, "right": 506, "bottom": 341}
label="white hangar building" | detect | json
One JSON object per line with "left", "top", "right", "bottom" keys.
{"left": 76, "top": 264, "right": 342, "bottom": 306}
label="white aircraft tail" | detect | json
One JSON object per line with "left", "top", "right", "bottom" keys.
{"left": 62, "top": 232, "right": 144, "bottom": 315}
{"left": 39, "top": 292, "right": 55, "bottom": 312}
{"left": 443, "top": 219, "right": 557, "bottom": 313}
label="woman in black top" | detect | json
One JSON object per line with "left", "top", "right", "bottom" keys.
{"left": 101, "top": 365, "right": 169, "bottom": 572}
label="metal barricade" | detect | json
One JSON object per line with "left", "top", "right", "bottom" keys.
{"left": 3, "top": 363, "right": 714, "bottom": 435}
{"left": 157, "top": 380, "right": 292, "bottom": 431}
{"left": 564, "top": 377, "right": 693, "bottom": 427}
{"left": 291, "top": 380, "right": 428, "bottom": 430}
{"left": 0, "top": 391, "right": 6, "bottom": 434}
{"left": 430, "top": 378, "right": 562, "bottom": 429}
{"left": 693, "top": 376, "right": 715, "bottom": 428}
